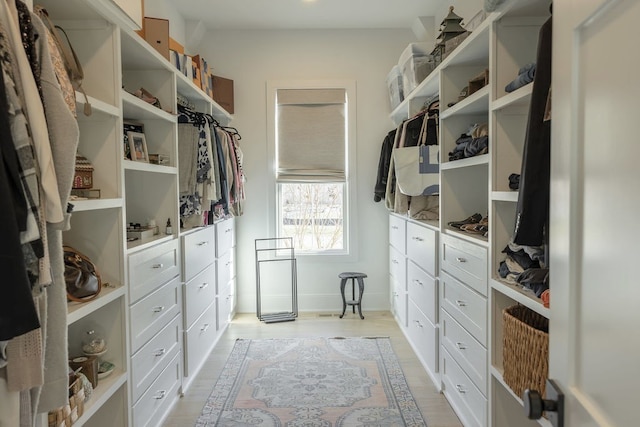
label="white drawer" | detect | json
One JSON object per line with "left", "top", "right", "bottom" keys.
{"left": 182, "top": 226, "right": 215, "bottom": 282}
{"left": 441, "top": 310, "right": 487, "bottom": 396}
{"left": 389, "top": 245, "right": 406, "bottom": 286}
{"left": 407, "top": 300, "right": 438, "bottom": 377}
{"left": 218, "top": 280, "right": 235, "bottom": 330}
{"left": 441, "top": 348, "right": 487, "bottom": 427}
{"left": 132, "top": 353, "right": 181, "bottom": 427}
{"left": 129, "top": 239, "right": 180, "bottom": 304}
{"left": 130, "top": 276, "right": 181, "bottom": 353}
{"left": 184, "top": 263, "right": 217, "bottom": 329}
{"left": 441, "top": 234, "right": 487, "bottom": 296}
{"left": 184, "top": 301, "right": 217, "bottom": 377}
{"left": 215, "top": 217, "right": 235, "bottom": 257}
{"left": 131, "top": 315, "right": 181, "bottom": 403}
{"left": 440, "top": 271, "right": 487, "bottom": 346}
{"left": 389, "top": 214, "right": 406, "bottom": 253}
{"left": 391, "top": 275, "right": 407, "bottom": 328}
{"left": 406, "top": 222, "right": 437, "bottom": 276}
{"left": 217, "top": 249, "right": 235, "bottom": 289}
{"left": 407, "top": 260, "right": 437, "bottom": 324}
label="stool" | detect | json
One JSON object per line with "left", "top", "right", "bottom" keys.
{"left": 339, "top": 272, "right": 366, "bottom": 319}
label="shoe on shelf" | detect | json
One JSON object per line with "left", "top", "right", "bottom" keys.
{"left": 447, "top": 213, "right": 482, "bottom": 229}
{"left": 460, "top": 223, "right": 489, "bottom": 234}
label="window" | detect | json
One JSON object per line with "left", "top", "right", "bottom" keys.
{"left": 268, "top": 82, "right": 356, "bottom": 255}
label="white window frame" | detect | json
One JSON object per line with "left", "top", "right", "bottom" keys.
{"left": 266, "top": 80, "right": 357, "bottom": 260}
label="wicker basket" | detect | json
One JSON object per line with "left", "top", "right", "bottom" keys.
{"left": 502, "top": 304, "right": 549, "bottom": 399}
{"left": 48, "top": 374, "right": 85, "bottom": 427}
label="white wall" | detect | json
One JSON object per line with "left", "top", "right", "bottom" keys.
{"left": 196, "top": 29, "right": 416, "bottom": 313}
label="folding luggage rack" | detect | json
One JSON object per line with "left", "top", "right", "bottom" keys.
{"left": 255, "top": 237, "right": 298, "bottom": 323}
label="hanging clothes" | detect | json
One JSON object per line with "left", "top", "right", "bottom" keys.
{"left": 513, "top": 16, "right": 552, "bottom": 246}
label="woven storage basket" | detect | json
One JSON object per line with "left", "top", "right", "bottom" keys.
{"left": 502, "top": 304, "right": 549, "bottom": 399}
{"left": 48, "top": 374, "right": 85, "bottom": 427}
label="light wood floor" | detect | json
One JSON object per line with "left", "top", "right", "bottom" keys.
{"left": 161, "top": 311, "right": 463, "bottom": 427}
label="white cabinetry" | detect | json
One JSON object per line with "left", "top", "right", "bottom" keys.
{"left": 37, "top": 0, "right": 235, "bottom": 425}
{"left": 387, "top": 1, "right": 552, "bottom": 426}
{"left": 388, "top": 214, "right": 440, "bottom": 387}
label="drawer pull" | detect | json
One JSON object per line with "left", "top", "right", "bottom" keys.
{"left": 455, "top": 385, "right": 467, "bottom": 394}
{"left": 456, "top": 342, "right": 467, "bottom": 350}
{"left": 201, "top": 323, "right": 210, "bottom": 332}
{"left": 153, "top": 348, "right": 166, "bottom": 357}
{"left": 152, "top": 306, "right": 165, "bottom": 313}
{"left": 391, "top": 225, "right": 399, "bottom": 230}
{"left": 455, "top": 257, "right": 467, "bottom": 263}
{"left": 199, "top": 282, "right": 209, "bottom": 289}
{"left": 414, "top": 320, "right": 423, "bottom": 328}
{"left": 153, "top": 390, "right": 167, "bottom": 400}
{"left": 197, "top": 241, "right": 209, "bottom": 246}
{"left": 392, "top": 259, "right": 399, "bottom": 264}
{"left": 152, "top": 263, "right": 164, "bottom": 269}
{"left": 225, "top": 261, "right": 231, "bottom": 267}
{"left": 225, "top": 228, "right": 232, "bottom": 233}
{"left": 412, "top": 236, "right": 424, "bottom": 242}
{"left": 413, "top": 279, "right": 423, "bottom": 286}
{"left": 455, "top": 300, "right": 467, "bottom": 307}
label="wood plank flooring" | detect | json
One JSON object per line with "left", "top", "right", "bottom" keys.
{"left": 161, "top": 311, "right": 463, "bottom": 427}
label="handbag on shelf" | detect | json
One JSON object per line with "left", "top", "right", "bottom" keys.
{"left": 35, "top": 6, "right": 92, "bottom": 116}
{"left": 393, "top": 106, "right": 440, "bottom": 197}
{"left": 64, "top": 246, "right": 102, "bottom": 302}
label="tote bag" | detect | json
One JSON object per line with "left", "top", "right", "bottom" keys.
{"left": 393, "top": 113, "right": 439, "bottom": 196}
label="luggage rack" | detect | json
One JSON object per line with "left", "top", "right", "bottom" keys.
{"left": 255, "top": 237, "right": 298, "bottom": 323}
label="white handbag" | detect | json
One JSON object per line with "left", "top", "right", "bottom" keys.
{"left": 393, "top": 114, "right": 439, "bottom": 196}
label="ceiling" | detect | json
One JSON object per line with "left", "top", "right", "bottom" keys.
{"left": 177, "top": 0, "right": 444, "bottom": 30}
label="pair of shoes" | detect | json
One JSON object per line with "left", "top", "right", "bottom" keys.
{"left": 460, "top": 216, "right": 489, "bottom": 234}
{"left": 448, "top": 213, "right": 482, "bottom": 229}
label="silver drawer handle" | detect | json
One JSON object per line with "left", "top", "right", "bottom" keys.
{"left": 197, "top": 241, "right": 209, "bottom": 246}
{"left": 392, "top": 259, "right": 399, "bottom": 264}
{"left": 414, "top": 320, "right": 423, "bottom": 328}
{"left": 201, "top": 323, "right": 210, "bottom": 332}
{"left": 455, "top": 385, "right": 467, "bottom": 394}
{"left": 393, "top": 292, "right": 398, "bottom": 297}
{"left": 225, "top": 261, "right": 231, "bottom": 266}
{"left": 153, "top": 390, "right": 167, "bottom": 400}
{"left": 225, "top": 228, "right": 232, "bottom": 233}
{"left": 455, "top": 300, "right": 467, "bottom": 307}
{"left": 456, "top": 342, "right": 467, "bottom": 350}
{"left": 152, "top": 263, "right": 164, "bottom": 269}
{"left": 391, "top": 225, "right": 398, "bottom": 230}
{"left": 456, "top": 257, "right": 467, "bottom": 263}
{"left": 152, "top": 306, "right": 165, "bottom": 313}
{"left": 199, "top": 282, "right": 209, "bottom": 289}
{"left": 226, "top": 295, "right": 231, "bottom": 301}
{"left": 154, "top": 348, "right": 166, "bottom": 357}
{"left": 413, "top": 279, "right": 423, "bottom": 286}
{"left": 412, "top": 236, "right": 424, "bottom": 242}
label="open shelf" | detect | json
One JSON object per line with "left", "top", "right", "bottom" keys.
{"left": 441, "top": 85, "right": 490, "bottom": 119}
{"left": 67, "top": 284, "right": 125, "bottom": 325}
{"left": 121, "top": 90, "right": 177, "bottom": 122}
{"left": 442, "top": 227, "right": 489, "bottom": 247}
{"left": 441, "top": 153, "right": 490, "bottom": 170}
{"left": 123, "top": 159, "right": 177, "bottom": 174}
{"left": 71, "top": 198, "right": 123, "bottom": 212}
{"left": 492, "top": 84, "right": 533, "bottom": 111}
{"left": 491, "top": 367, "right": 552, "bottom": 427}
{"left": 491, "top": 191, "right": 518, "bottom": 202}
{"left": 126, "top": 234, "right": 173, "bottom": 253}
{"left": 491, "top": 278, "right": 549, "bottom": 318}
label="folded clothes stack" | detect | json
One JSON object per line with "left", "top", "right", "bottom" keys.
{"left": 505, "top": 63, "right": 536, "bottom": 93}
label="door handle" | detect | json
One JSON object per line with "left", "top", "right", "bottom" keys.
{"left": 523, "top": 379, "right": 564, "bottom": 427}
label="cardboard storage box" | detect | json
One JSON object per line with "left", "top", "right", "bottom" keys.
{"left": 212, "top": 75, "right": 234, "bottom": 114}
{"left": 192, "top": 57, "right": 201, "bottom": 88}
{"left": 144, "top": 17, "right": 169, "bottom": 60}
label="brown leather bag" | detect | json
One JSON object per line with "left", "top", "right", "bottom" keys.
{"left": 64, "top": 246, "right": 102, "bottom": 302}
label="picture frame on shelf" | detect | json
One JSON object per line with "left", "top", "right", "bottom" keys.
{"left": 123, "top": 120, "right": 144, "bottom": 160}
{"left": 128, "top": 131, "right": 149, "bottom": 163}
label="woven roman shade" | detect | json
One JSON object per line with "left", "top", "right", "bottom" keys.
{"left": 276, "top": 88, "right": 346, "bottom": 182}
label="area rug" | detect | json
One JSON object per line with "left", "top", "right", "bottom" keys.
{"left": 195, "top": 337, "right": 426, "bottom": 426}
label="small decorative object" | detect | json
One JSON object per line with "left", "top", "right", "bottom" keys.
{"left": 431, "top": 6, "right": 468, "bottom": 63}
{"left": 73, "top": 154, "right": 94, "bottom": 189}
{"left": 149, "top": 153, "right": 170, "bottom": 165}
{"left": 165, "top": 218, "right": 172, "bottom": 235}
{"left": 133, "top": 87, "right": 162, "bottom": 109}
{"left": 468, "top": 69, "right": 490, "bottom": 96}
{"left": 69, "top": 355, "right": 99, "bottom": 388}
{"left": 98, "top": 361, "right": 115, "bottom": 379}
{"left": 82, "top": 329, "right": 106, "bottom": 355}
{"left": 127, "top": 131, "right": 149, "bottom": 163}
{"left": 70, "top": 188, "right": 101, "bottom": 199}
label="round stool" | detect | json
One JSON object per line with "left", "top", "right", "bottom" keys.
{"left": 338, "top": 272, "right": 366, "bottom": 319}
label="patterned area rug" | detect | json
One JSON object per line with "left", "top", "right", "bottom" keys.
{"left": 195, "top": 337, "right": 426, "bottom": 426}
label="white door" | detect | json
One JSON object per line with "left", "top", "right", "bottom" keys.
{"left": 551, "top": 0, "right": 640, "bottom": 426}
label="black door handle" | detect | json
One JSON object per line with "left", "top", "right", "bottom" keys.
{"left": 523, "top": 379, "right": 564, "bottom": 427}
